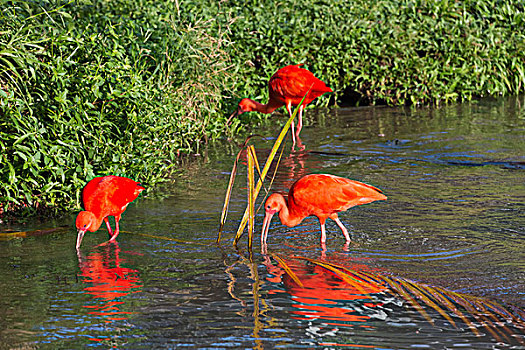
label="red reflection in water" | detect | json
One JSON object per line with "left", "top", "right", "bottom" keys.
{"left": 279, "top": 147, "right": 314, "bottom": 186}
{"left": 264, "top": 255, "right": 387, "bottom": 328}
{"left": 77, "top": 242, "right": 142, "bottom": 323}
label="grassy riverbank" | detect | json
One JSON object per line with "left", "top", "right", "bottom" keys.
{"left": 1, "top": 0, "right": 524, "bottom": 217}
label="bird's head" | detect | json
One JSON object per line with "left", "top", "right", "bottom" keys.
{"left": 264, "top": 193, "right": 286, "bottom": 215}
{"left": 75, "top": 211, "right": 96, "bottom": 250}
{"left": 237, "top": 98, "right": 257, "bottom": 114}
{"left": 261, "top": 193, "right": 286, "bottom": 243}
{"left": 226, "top": 98, "right": 256, "bottom": 125}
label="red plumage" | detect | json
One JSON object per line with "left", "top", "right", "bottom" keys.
{"left": 75, "top": 175, "right": 144, "bottom": 249}
{"left": 268, "top": 64, "right": 333, "bottom": 106}
{"left": 231, "top": 64, "right": 332, "bottom": 147}
{"left": 261, "top": 174, "right": 386, "bottom": 245}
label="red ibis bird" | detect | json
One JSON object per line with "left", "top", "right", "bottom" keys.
{"left": 228, "top": 64, "right": 332, "bottom": 146}
{"left": 261, "top": 174, "right": 386, "bottom": 244}
{"left": 75, "top": 175, "right": 144, "bottom": 249}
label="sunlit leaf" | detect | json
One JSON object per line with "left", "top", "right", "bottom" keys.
{"left": 272, "top": 254, "right": 304, "bottom": 288}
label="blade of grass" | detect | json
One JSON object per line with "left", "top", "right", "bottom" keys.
{"left": 481, "top": 298, "right": 525, "bottom": 327}
{"left": 399, "top": 280, "right": 458, "bottom": 329}
{"left": 382, "top": 275, "right": 435, "bottom": 326}
{"left": 247, "top": 145, "right": 255, "bottom": 250}
{"left": 130, "top": 232, "right": 207, "bottom": 245}
{"left": 217, "top": 151, "right": 239, "bottom": 242}
{"left": 296, "top": 256, "right": 383, "bottom": 288}
{"left": 225, "top": 262, "right": 247, "bottom": 308}
{"left": 0, "top": 226, "right": 68, "bottom": 238}
{"left": 217, "top": 136, "right": 257, "bottom": 243}
{"left": 233, "top": 92, "right": 309, "bottom": 247}
{"left": 421, "top": 285, "right": 473, "bottom": 332}
{"left": 257, "top": 138, "right": 286, "bottom": 201}
{"left": 248, "top": 258, "right": 264, "bottom": 346}
{"left": 272, "top": 254, "right": 304, "bottom": 288}
{"left": 250, "top": 136, "right": 288, "bottom": 218}
{"left": 297, "top": 257, "right": 373, "bottom": 295}
{"left": 437, "top": 288, "right": 511, "bottom": 339}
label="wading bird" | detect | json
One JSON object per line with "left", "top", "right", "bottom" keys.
{"left": 228, "top": 64, "right": 332, "bottom": 147}
{"left": 76, "top": 176, "right": 144, "bottom": 249}
{"left": 261, "top": 174, "right": 386, "bottom": 245}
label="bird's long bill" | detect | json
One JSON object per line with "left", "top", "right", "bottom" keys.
{"left": 226, "top": 109, "right": 238, "bottom": 126}
{"left": 261, "top": 212, "right": 274, "bottom": 244}
{"left": 76, "top": 229, "right": 87, "bottom": 250}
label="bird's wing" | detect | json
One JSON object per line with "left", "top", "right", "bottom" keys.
{"left": 269, "top": 69, "right": 312, "bottom": 101}
{"left": 339, "top": 179, "right": 386, "bottom": 209}
{"left": 290, "top": 175, "right": 385, "bottom": 215}
{"left": 111, "top": 178, "right": 144, "bottom": 208}
{"left": 270, "top": 66, "right": 332, "bottom": 106}
{"left": 82, "top": 176, "right": 106, "bottom": 209}
{"left": 83, "top": 176, "right": 143, "bottom": 212}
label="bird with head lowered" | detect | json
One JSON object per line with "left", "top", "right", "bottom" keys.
{"left": 261, "top": 174, "right": 387, "bottom": 246}
{"left": 75, "top": 175, "right": 144, "bottom": 250}
{"left": 228, "top": 64, "right": 332, "bottom": 148}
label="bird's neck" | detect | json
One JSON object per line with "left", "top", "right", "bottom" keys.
{"left": 249, "top": 99, "right": 282, "bottom": 114}
{"left": 88, "top": 212, "right": 104, "bottom": 232}
{"left": 278, "top": 198, "right": 304, "bottom": 227}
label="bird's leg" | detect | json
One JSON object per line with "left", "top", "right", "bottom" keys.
{"left": 104, "top": 217, "right": 113, "bottom": 237}
{"left": 321, "top": 241, "right": 327, "bottom": 260}
{"left": 109, "top": 216, "right": 120, "bottom": 241}
{"left": 320, "top": 220, "right": 327, "bottom": 244}
{"left": 286, "top": 102, "right": 296, "bottom": 146}
{"left": 296, "top": 105, "right": 304, "bottom": 140}
{"left": 331, "top": 215, "right": 351, "bottom": 243}
{"left": 295, "top": 105, "right": 306, "bottom": 151}
{"left": 261, "top": 242, "right": 268, "bottom": 256}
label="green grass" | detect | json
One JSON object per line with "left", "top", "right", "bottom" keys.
{"left": 221, "top": 0, "right": 524, "bottom": 105}
{"left": 0, "top": 0, "right": 235, "bottom": 216}
{"left": 1, "top": 0, "right": 524, "bottom": 217}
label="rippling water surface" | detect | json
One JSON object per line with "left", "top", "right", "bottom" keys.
{"left": 1, "top": 96, "right": 524, "bottom": 348}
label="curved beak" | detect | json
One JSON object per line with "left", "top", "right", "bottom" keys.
{"left": 76, "top": 228, "right": 87, "bottom": 250}
{"left": 261, "top": 211, "right": 275, "bottom": 245}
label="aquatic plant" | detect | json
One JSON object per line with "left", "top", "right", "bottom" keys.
{"left": 217, "top": 100, "right": 300, "bottom": 249}
{"left": 226, "top": 253, "right": 525, "bottom": 343}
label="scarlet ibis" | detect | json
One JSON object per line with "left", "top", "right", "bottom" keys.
{"left": 228, "top": 64, "right": 332, "bottom": 146}
{"left": 75, "top": 175, "right": 144, "bottom": 249}
{"left": 261, "top": 174, "right": 386, "bottom": 245}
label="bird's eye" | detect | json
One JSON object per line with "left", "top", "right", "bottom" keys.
{"left": 267, "top": 205, "right": 271, "bottom": 209}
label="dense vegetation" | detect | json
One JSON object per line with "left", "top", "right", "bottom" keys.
{"left": 1, "top": 0, "right": 524, "bottom": 216}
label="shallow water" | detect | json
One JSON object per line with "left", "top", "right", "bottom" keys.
{"left": 1, "top": 96, "right": 524, "bottom": 348}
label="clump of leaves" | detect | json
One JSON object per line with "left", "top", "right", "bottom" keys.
{"left": 0, "top": 0, "right": 235, "bottom": 216}
{"left": 215, "top": 0, "right": 525, "bottom": 106}
{"left": 2, "top": 0, "right": 524, "bottom": 217}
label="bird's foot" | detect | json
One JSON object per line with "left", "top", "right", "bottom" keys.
{"left": 95, "top": 241, "right": 110, "bottom": 248}
{"left": 108, "top": 231, "right": 119, "bottom": 242}
{"left": 344, "top": 240, "right": 359, "bottom": 250}
{"left": 292, "top": 144, "right": 306, "bottom": 152}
